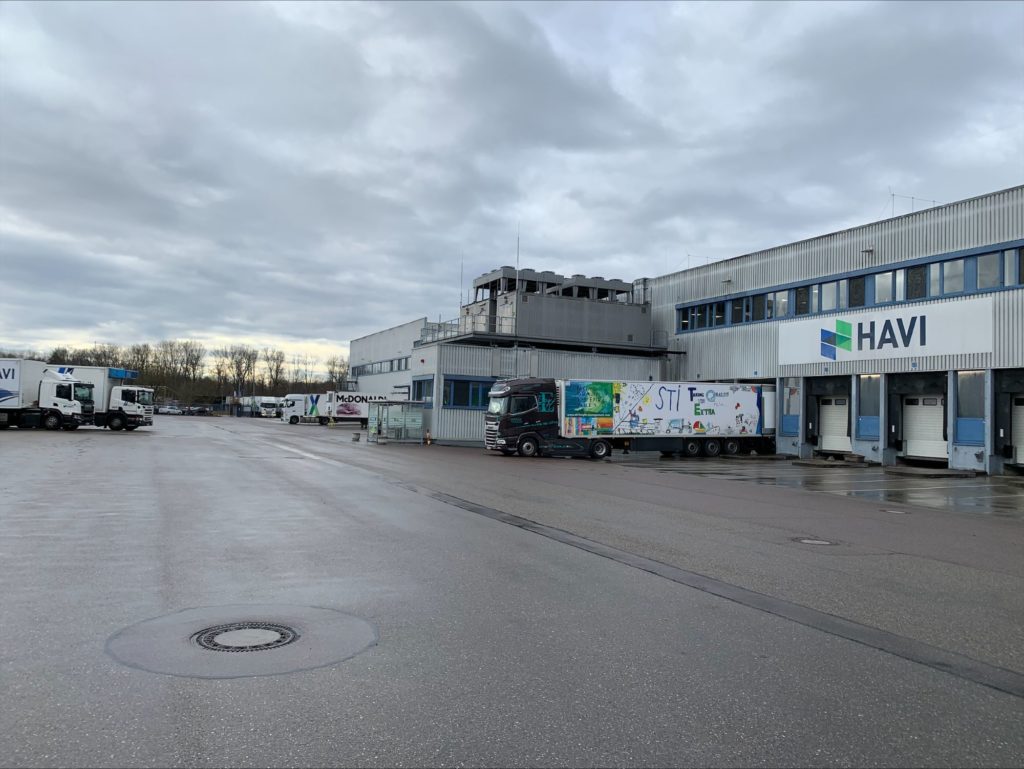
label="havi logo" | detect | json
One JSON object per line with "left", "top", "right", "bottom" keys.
{"left": 820, "top": 314, "right": 927, "bottom": 360}
{"left": 820, "top": 320, "right": 852, "bottom": 360}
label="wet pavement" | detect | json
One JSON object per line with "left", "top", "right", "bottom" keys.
{"left": 2, "top": 417, "right": 1023, "bottom": 767}
{"left": 610, "top": 454, "right": 1024, "bottom": 518}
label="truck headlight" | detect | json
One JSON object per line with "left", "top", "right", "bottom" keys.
{"left": 496, "top": 438, "right": 506, "bottom": 445}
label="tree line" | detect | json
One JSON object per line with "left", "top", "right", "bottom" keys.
{"left": 0, "top": 342, "right": 349, "bottom": 406}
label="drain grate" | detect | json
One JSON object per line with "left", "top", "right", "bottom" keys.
{"left": 192, "top": 622, "right": 298, "bottom": 653}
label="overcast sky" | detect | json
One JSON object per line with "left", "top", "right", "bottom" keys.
{"left": 1, "top": 1, "right": 1022, "bottom": 361}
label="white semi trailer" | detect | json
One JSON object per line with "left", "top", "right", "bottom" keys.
{"left": 0, "top": 359, "right": 91, "bottom": 430}
{"left": 281, "top": 391, "right": 405, "bottom": 427}
{"left": 56, "top": 366, "right": 154, "bottom": 430}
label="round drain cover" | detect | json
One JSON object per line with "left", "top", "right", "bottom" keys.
{"left": 194, "top": 622, "right": 297, "bottom": 652}
{"left": 107, "top": 604, "right": 376, "bottom": 679}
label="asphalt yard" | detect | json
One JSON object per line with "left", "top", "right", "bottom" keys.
{"left": 610, "top": 454, "right": 1024, "bottom": 518}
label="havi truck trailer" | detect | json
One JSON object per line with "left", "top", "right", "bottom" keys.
{"left": 485, "top": 378, "right": 775, "bottom": 458}
{"left": 0, "top": 359, "right": 92, "bottom": 430}
{"left": 56, "top": 366, "right": 154, "bottom": 430}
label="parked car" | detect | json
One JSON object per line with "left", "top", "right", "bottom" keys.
{"left": 163, "top": 406, "right": 183, "bottom": 415}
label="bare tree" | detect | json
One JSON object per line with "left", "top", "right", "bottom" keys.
{"left": 228, "top": 345, "right": 260, "bottom": 396}
{"left": 324, "top": 354, "right": 348, "bottom": 390}
{"left": 262, "top": 348, "right": 287, "bottom": 394}
{"left": 124, "top": 343, "right": 152, "bottom": 375}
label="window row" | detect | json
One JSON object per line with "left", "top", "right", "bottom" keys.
{"left": 352, "top": 357, "right": 410, "bottom": 378}
{"left": 677, "top": 248, "right": 1022, "bottom": 332}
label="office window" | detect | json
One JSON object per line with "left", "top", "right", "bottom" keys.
{"left": 443, "top": 379, "right": 492, "bottom": 408}
{"left": 838, "top": 279, "right": 849, "bottom": 309}
{"left": 795, "top": 286, "right": 811, "bottom": 315}
{"left": 678, "top": 308, "right": 690, "bottom": 332}
{"left": 849, "top": 276, "right": 866, "bottom": 307}
{"left": 731, "top": 299, "right": 745, "bottom": 324}
{"left": 412, "top": 378, "right": 433, "bottom": 401}
{"left": 712, "top": 302, "right": 726, "bottom": 327}
{"left": 943, "top": 259, "right": 964, "bottom": 294}
{"left": 751, "top": 294, "right": 766, "bottom": 321}
{"left": 977, "top": 252, "right": 1000, "bottom": 289}
{"left": 695, "top": 305, "right": 708, "bottom": 329}
{"left": 929, "top": 263, "right": 941, "bottom": 296}
{"left": 906, "top": 265, "right": 928, "bottom": 300}
{"left": 773, "top": 290, "right": 789, "bottom": 317}
{"left": 810, "top": 284, "right": 819, "bottom": 313}
{"left": 895, "top": 269, "right": 905, "bottom": 301}
{"left": 1015, "top": 249, "right": 1023, "bottom": 285}
{"left": 820, "top": 282, "right": 837, "bottom": 312}
{"left": 875, "top": 271, "right": 893, "bottom": 303}
{"left": 957, "top": 371, "right": 985, "bottom": 418}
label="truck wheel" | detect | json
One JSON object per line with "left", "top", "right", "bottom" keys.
{"left": 517, "top": 436, "right": 539, "bottom": 457}
{"left": 722, "top": 438, "right": 740, "bottom": 455}
{"left": 43, "top": 413, "right": 62, "bottom": 430}
{"left": 108, "top": 415, "right": 125, "bottom": 431}
{"left": 682, "top": 439, "right": 701, "bottom": 458}
{"left": 702, "top": 439, "right": 722, "bottom": 457}
{"left": 289, "top": 416, "right": 299, "bottom": 425}
{"left": 589, "top": 439, "right": 611, "bottom": 459}
{"left": 319, "top": 417, "right": 330, "bottom": 426}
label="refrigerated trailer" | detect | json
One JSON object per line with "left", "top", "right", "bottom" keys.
{"left": 281, "top": 391, "right": 405, "bottom": 426}
{"left": 0, "top": 359, "right": 91, "bottom": 430}
{"left": 485, "top": 378, "right": 775, "bottom": 458}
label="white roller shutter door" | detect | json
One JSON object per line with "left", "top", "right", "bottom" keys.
{"left": 819, "top": 397, "right": 852, "bottom": 453}
{"left": 1012, "top": 395, "right": 1024, "bottom": 465}
{"left": 903, "top": 395, "right": 947, "bottom": 460}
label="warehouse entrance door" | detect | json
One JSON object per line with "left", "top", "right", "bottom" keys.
{"left": 1013, "top": 395, "right": 1024, "bottom": 465}
{"left": 902, "top": 395, "right": 947, "bottom": 460}
{"left": 818, "top": 396, "right": 852, "bottom": 453}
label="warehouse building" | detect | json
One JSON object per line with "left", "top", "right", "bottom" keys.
{"left": 350, "top": 185, "right": 1023, "bottom": 473}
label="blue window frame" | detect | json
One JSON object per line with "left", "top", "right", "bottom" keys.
{"left": 412, "top": 377, "right": 434, "bottom": 407}
{"left": 441, "top": 377, "right": 494, "bottom": 409}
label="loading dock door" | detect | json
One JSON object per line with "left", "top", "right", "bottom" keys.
{"left": 818, "top": 397, "right": 852, "bottom": 453}
{"left": 903, "top": 395, "right": 947, "bottom": 460}
{"left": 1013, "top": 396, "right": 1024, "bottom": 465}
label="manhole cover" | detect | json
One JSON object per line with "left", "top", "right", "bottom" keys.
{"left": 793, "top": 537, "right": 836, "bottom": 545}
{"left": 193, "top": 622, "right": 298, "bottom": 652}
{"left": 107, "top": 604, "right": 377, "bottom": 679}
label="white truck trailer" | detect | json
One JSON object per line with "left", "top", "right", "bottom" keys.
{"left": 0, "top": 359, "right": 92, "bottom": 430}
{"left": 485, "top": 377, "right": 776, "bottom": 458}
{"left": 281, "top": 391, "right": 405, "bottom": 427}
{"left": 56, "top": 366, "right": 154, "bottom": 430}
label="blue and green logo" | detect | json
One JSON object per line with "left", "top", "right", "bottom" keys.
{"left": 820, "top": 319, "right": 852, "bottom": 360}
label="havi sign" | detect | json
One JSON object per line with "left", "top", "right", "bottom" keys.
{"left": 778, "top": 296, "right": 993, "bottom": 365}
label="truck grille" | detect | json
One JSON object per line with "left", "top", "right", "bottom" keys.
{"left": 485, "top": 423, "right": 497, "bottom": 449}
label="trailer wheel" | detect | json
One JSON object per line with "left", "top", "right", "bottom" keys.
{"left": 722, "top": 438, "right": 740, "bottom": 455}
{"left": 289, "top": 415, "right": 299, "bottom": 425}
{"left": 43, "top": 412, "right": 62, "bottom": 430}
{"left": 682, "top": 439, "right": 701, "bottom": 458}
{"left": 318, "top": 417, "right": 329, "bottom": 426}
{"left": 702, "top": 439, "right": 722, "bottom": 457}
{"left": 108, "top": 415, "right": 125, "bottom": 431}
{"left": 517, "top": 436, "right": 539, "bottom": 458}
{"left": 589, "top": 439, "right": 611, "bottom": 459}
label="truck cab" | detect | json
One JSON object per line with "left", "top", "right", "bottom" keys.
{"left": 43, "top": 372, "right": 92, "bottom": 429}
{"left": 486, "top": 378, "right": 595, "bottom": 457}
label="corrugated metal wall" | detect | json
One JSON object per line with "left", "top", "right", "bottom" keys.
{"left": 649, "top": 186, "right": 1024, "bottom": 339}
{"left": 438, "top": 344, "right": 660, "bottom": 382}
{"left": 675, "top": 289, "right": 1023, "bottom": 380}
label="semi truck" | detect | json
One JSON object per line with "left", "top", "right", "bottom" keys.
{"left": 56, "top": 366, "right": 154, "bottom": 430}
{"left": 281, "top": 391, "right": 404, "bottom": 427}
{"left": 0, "top": 359, "right": 92, "bottom": 430}
{"left": 485, "top": 378, "right": 776, "bottom": 459}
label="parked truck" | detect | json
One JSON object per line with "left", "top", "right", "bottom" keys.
{"left": 281, "top": 391, "right": 404, "bottom": 427}
{"left": 485, "top": 378, "right": 776, "bottom": 458}
{"left": 56, "top": 366, "right": 154, "bottom": 430}
{"left": 0, "top": 359, "right": 92, "bottom": 430}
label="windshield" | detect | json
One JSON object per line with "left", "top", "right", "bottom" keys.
{"left": 487, "top": 397, "right": 507, "bottom": 415}
{"left": 137, "top": 390, "right": 154, "bottom": 406}
{"left": 74, "top": 383, "right": 94, "bottom": 403}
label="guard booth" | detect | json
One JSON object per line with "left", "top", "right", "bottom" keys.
{"left": 367, "top": 400, "right": 426, "bottom": 444}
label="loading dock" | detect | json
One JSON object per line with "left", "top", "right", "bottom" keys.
{"left": 902, "top": 395, "right": 947, "bottom": 460}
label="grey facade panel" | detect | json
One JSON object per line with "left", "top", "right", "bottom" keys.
{"left": 438, "top": 344, "right": 661, "bottom": 383}
{"left": 995, "top": 289, "right": 1024, "bottom": 367}
{"left": 649, "top": 186, "right": 1023, "bottom": 323}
